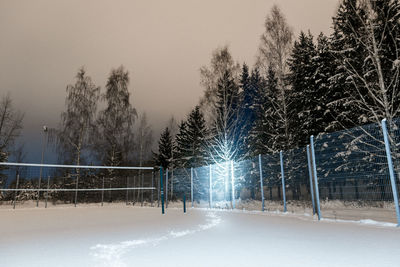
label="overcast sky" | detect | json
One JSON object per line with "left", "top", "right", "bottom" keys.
{"left": 0, "top": 0, "right": 339, "bottom": 162}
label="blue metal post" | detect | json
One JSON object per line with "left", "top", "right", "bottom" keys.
{"left": 258, "top": 154, "right": 265, "bottom": 212}
{"left": 306, "top": 145, "right": 316, "bottom": 215}
{"left": 165, "top": 168, "right": 168, "bottom": 209}
{"left": 183, "top": 194, "right": 186, "bottom": 213}
{"left": 191, "top": 167, "right": 194, "bottom": 208}
{"left": 381, "top": 119, "right": 400, "bottom": 226}
{"left": 231, "top": 161, "right": 235, "bottom": 209}
{"left": 310, "top": 135, "right": 321, "bottom": 220}
{"left": 209, "top": 165, "right": 212, "bottom": 209}
{"left": 279, "top": 151, "right": 287, "bottom": 212}
{"left": 160, "top": 167, "right": 164, "bottom": 214}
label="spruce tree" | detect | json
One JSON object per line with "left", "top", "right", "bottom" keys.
{"left": 185, "top": 106, "right": 208, "bottom": 167}
{"left": 287, "top": 31, "right": 318, "bottom": 147}
{"left": 238, "top": 63, "right": 256, "bottom": 158}
{"left": 155, "top": 127, "right": 173, "bottom": 169}
{"left": 173, "top": 120, "right": 189, "bottom": 168}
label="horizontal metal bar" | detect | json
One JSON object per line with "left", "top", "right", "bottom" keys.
{"left": 0, "top": 162, "right": 154, "bottom": 170}
{"left": 0, "top": 187, "right": 156, "bottom": 192}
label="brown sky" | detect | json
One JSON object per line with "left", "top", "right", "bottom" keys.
{"left": 0, "top": 0, "right": 339, "bottom": 162}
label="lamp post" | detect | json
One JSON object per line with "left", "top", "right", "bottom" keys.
{"left": 37, "top": 125, "right": 48, "bottom": 207}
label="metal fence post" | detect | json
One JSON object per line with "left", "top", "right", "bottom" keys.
{"left": 381, "top": 119, "right": 400, "bottom": 226}
{"left": 141, "top": 173, "right": 144, "bottom": 207}
{"left": 258, "top": 154, "right": 265, "bottom": 212}
{"left": 13, "top": 174, "right": 19, "bottom": 209}
{"left": 45, "top": 175, "right": 50, "bottom": 208}
{"left": 231, "top": 160, "right": 235, "bottom": 209}
{"left": 191, "top": 167, "right": 194, "bottom": 208}
{"left": 160, "top": 167, "right": 165, "bottom": 214}
{"left": 151, "top": 171, "right": 154, "bottom": 207}
{"left": 209, "top": 165, "right": 213, "bottom": 209}
{"left": 183, "top": 193, "right": 186, "bottom": 213}
{"left": 306, "top": 145, "right": 316, "bottom": 215}
{"left": 74, "top": 173, "right": 79, "bottom": 207}
{"left": 279, "top": 151, "right": 287, "bottom": 212}
{"left": 126, "top": 176, "right": 129, "bottom": 205}
{"left": 101, "top": 176, "right": 105, "bottom": 207}
{"left": 165, "top": 168, "right": 169, "bottom": 209}
{"left": 310, "top": 135, "right": 322, "bottom": 220}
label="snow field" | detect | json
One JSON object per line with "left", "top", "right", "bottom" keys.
{"left": 0, "top": 204, "right": 399, "bottom": 267}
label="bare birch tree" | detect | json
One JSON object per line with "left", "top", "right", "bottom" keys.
{"left": 200, "top": 46, "right": 241, "bottom": 126}
{"left": 256, "top": 5, "right": 294, "bottom": 150}
{"left": 0, "top": 93, "right": 24, "bottom": 188}
{"left": 58, "top": 67, "right": 100, "bottom": 166}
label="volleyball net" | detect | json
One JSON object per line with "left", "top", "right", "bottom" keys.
{"left": 0, "top": 162, "right": 156, "bottom": 208}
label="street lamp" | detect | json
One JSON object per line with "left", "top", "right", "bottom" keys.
{"left": 37, "top": 125, "right": 48, "bottom": 207}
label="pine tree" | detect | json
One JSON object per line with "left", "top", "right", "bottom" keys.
{"left": 173, "top": 121, "right": 189, "bottom": 168}
{"left": 287, "top": 31, "right": 318, "bottom": 147}
{"left": 185, "top": 106, "right": 208, "bottom": 167}
{"left": 328, "top": 0, "right": 366, "bottom": 128}
{"left": 261, "top": 65, "right": 291, "bottom": 153}
{"left": 246, "top": 68, "right": 267, "bottom": 157}
{"left": 238, "top": 63, "right": 255, "bottom": 158}
{"left": 313, "top": 33, "right": 338, "bottom": 133}
{"left": 155, "top": 127, "right": 173, "bottom": 169}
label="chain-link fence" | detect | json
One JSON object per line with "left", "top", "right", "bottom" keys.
{"left": 161, "top": 119, "right": 400, "bottom": 225}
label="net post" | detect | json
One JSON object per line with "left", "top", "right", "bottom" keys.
{"left": 151, "top": 171, "right": 154, "bottom": 207}
{"left": 190, "top": 167, "right": 194, "bottom": 208}
{"left": 157, "top": 172, "right": 160, "bottom": 208}
{"left": 310, "top": 135, "right": 322, "bottom": 220}
{"left": 230, "top": 161, "right": 235, "bottom": 209}
{"left": 74, "top": 173, "right": 79, "bottom": 208}
{"left": 101, "top": 176, "right": 105, "bottom": 207}
{"left": 126, "top": 176, "right": 129, "bottom": 205}
{"left": 381, "top": 119, "right": 400, "bottom": 226}
{"left": 13, "top": 174, "right": 19, "bottom": 210}
{"left": 165, "top": 168, "right": 168, "bottom": 209}
{"left": 160, "top": 166, "right": 165, "bottom": 214}
{"left": 141, "top": 173, "right": 144, "bottom": 207}
{"left": 209, "top": 165, "right": 212, "bottom": 209}
{"left": 306, "top": 145, "right": 316, "bottom": 215}
{"left": 183, "top": 193, "right": 186, "bottom": 213}
{"left": 37, "top": 170, "right": 42, "bottom": 207}
{"left": 258, "top": 154, "right": 265, "bottom": 212}
{"left": 279, "top": 151, "right": 287, "bottom": 212}
{"left": 45, "top": 175, "right": 50, "bottom": 208}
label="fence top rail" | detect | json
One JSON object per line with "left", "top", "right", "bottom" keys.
{"left": 0, "top": 162, "right": 154, "bottom": 170}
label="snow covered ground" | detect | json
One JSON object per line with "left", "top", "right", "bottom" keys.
{"left": 0, "top": 204, "right": 399, "bottom": 267}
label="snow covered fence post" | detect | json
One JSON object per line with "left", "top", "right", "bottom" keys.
{"left": 191, "top": 167, "right": 194, "bottom": 208}
{"left": 160, "top": 167, "right": 165, "bottom": 214}
{"left": 165, "top": 168, "right": 169, "bottom": 209}
{"left": 258, "top": 154, "right": 265, "bottom": 212}
{"left": 279, "top": 151, "right": 287, "bottom": 212}
{"left": 381, "top": 119, "right": 400, "bottom": 226}
{"left": 231, "top": 160, "right": 235, "bottom": 209}
{"left": 310, "top": 135, "right": 321, "bottom": 220}
{"left": 209, "top": 164, "right": 213, "bottom": 209}
{"left": 306, "top": 145, "right": 316, "bottom": 215}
